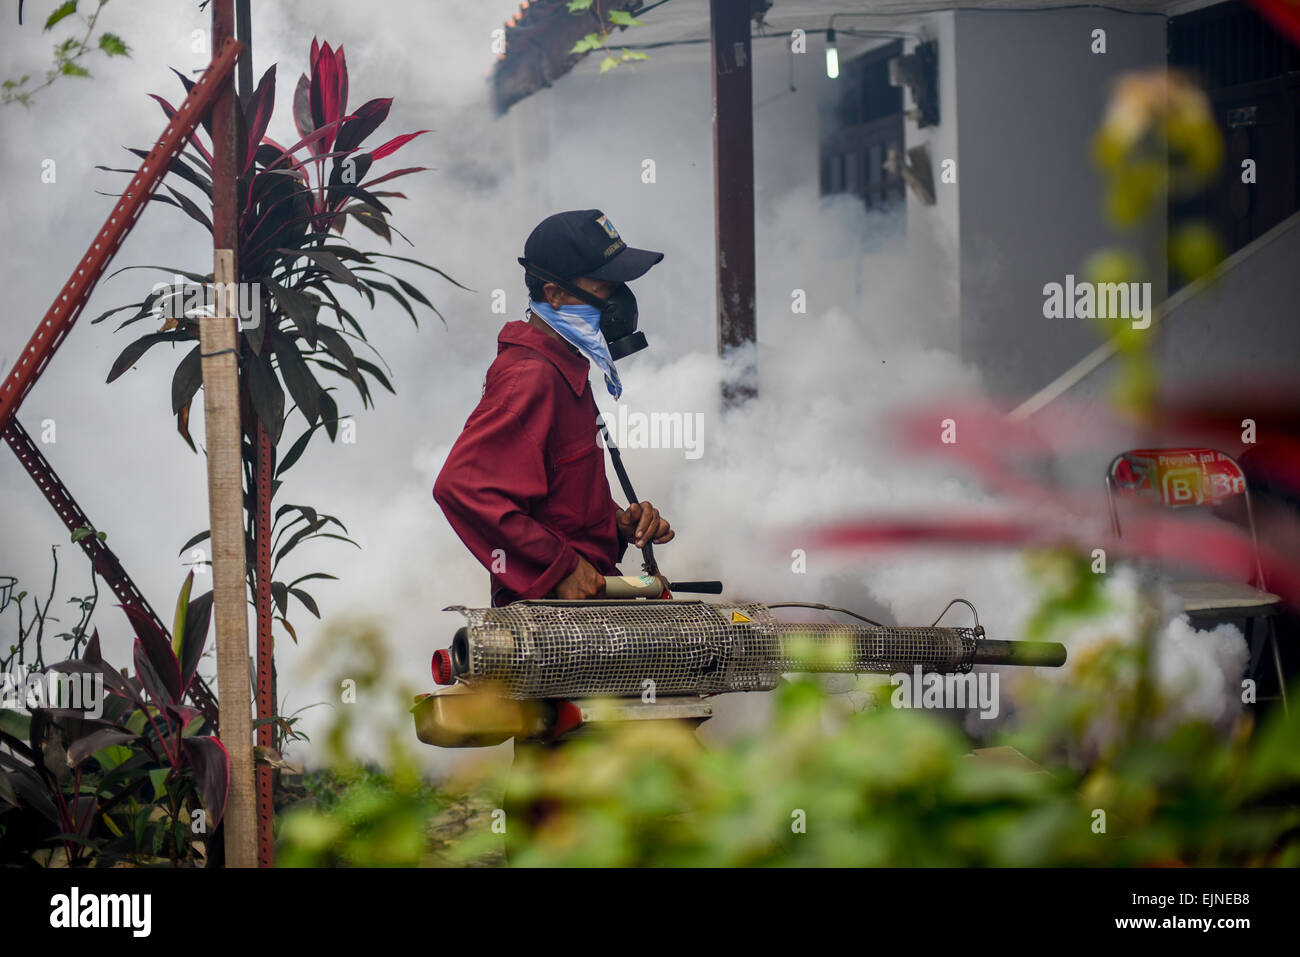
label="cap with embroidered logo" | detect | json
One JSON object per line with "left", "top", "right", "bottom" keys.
{"left": 521, "top": 209, "right": 663, "bottom": 284}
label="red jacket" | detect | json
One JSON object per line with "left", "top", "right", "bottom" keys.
{"left": 433, "top": 319, "right": 628, "bottom": 606}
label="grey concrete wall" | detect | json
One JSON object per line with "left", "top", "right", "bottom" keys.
{"left": 953, "top": 8, "right": 1167, "bottom": 398}
{"left": 1156, "top": 214, "right": 1300, "bottom": 382}
{"left": 904, "top": 12, "right": 963, "bottom": 354}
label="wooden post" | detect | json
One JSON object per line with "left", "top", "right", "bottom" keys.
{"left": 204, "top": 252, "right": 255, "bottom": 867}
{"left": 207, "top": 0, "right": 256, "bottom": 868}
{"left": 710, "top": 0, "right": 758, "bottom": 407}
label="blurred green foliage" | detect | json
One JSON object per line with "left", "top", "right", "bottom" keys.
{"left": 4, "top": 1, "right": 131, "bottom": 108}
{"left": 277, "top": 764, "right": 446, "bottom": 867}
{"left": 1089, "top": 69, "right": 1229, "bottom": 416}
{"left": 274, "top": 564, "right": 1300, "bottom": 866}
{"left": 455, "top": 676, "right": 1299, "bottom": 866}
{"left": 276, "top": 621, "right": 479, "bottom": 867}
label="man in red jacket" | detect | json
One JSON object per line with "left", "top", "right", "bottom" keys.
{"left": 433, "top": 210, "right": 674, "bottom": 606}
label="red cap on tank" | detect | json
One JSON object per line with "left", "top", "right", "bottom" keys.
{"left": 432, "top": 648, "right": 453, "bottom": 685}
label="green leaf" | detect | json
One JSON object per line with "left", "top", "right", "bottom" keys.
{"left": 364, "top": 279, "right": 419, "bottom": 328}
{"left": 392, "top": 276, "right": 438, "bottom": 316}
{"left": 134, "top": 806, "right": 150, "bottom": 851}
{"left": 344, "top": 205, "right": 392, "bottom": 243}
{"left": 274, "top": 521, "right": 324, "bottom": 569}
{"left": 245, "top": 351, "right": 286, "bottom": 445}
{"left": 309, "top": 359, "right": 371, "bottom": 407}
{"left": 177, "top": 528, "right": 211, "bottom": 556}
{"left": 599, "top": 56, "right": 619, "bottom": 74}
{"left": 98, "top": 33, "right": 129, "bottom": 57}
{"left": 567, "top": 0, "right": 595, "bottom": 11}
{"left": 51, "top": 833, "right": 101, "bottom": 851}
{"left": 107, "top": 331, "right": 185, "bottom": 383}
{"left": 278, "top": 249, "right": 362, "bottom": 291}
{"left": 288, "top": 572, "right": 339, "bottom": 589}
{"left": 68, "top": 728, "right": 139, "bottom": 768}
{"left": 608, "top": 11, "right": 644, "bottom": 27}
{"left": 272, "top": 330, "right": 323, "bottom": 427}
{"left": 60, "top": 61, "right": 91, "bottom": 78}
{"left": 571, "top": 32, "right": 603, "bottom": 54}
{"left": 271, "top": 581, "right": 288, "bottom": 617}
{"left": 172, "top": 569, "right": 194, "bottom": 657}
{"left": 149, "top": 768, "right": 169, "bottom": 802}
{"left": 353, "top": 357, "right": 396, "bottom": 396}
{"left": 276, "top": 424, "right": 319, "bottom": 478}
{"left": 319, "top": 388, "right": 340, "bottom": 442}
{"left": 0, "top": 710, "right": 31, "bottom": 741}
{"left": 622, "top": 49, "right": 649, "bottom": 62}
{"left": 314, "top": 326, "right": 363, "bottom": 387}
{"left": 1169, "top": 220, "right": 1225, "bottom": 284}
{"left": 171, "top": 344, "right": 202, "bottom": 415}
{"left": 44, "top": 2, "right": 77, "bottom": 32}
{"left": 361, "top": 252, "right": 471, "bottom": 291}
{"left": 267, "top": 279, "right": 320, "bottom": 347}
{"left": 126, "top": 709, "right": 148, "bottom": 736}
{"left": 289, "top": 587, "right": 320, "bottom": 619}
{"left": 95, "top": 744, "right": 133, "bottom": 772}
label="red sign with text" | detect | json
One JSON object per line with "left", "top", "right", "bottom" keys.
{"left": 1110, "top": 448, "right": 1247, "bottom": 508}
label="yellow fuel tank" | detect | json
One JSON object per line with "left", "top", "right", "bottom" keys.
{"left": 410, "top": 684, "right": 556, "bottom": 748}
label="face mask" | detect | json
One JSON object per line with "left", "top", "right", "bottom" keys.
{"left": 527, "top": 299, "right": 623, "bottom": 399}
{"left": 593, "top": 284, "right": 647, "bottom": 360}
{"left": 517, "top": 258, "right": 649, "bottom": 359}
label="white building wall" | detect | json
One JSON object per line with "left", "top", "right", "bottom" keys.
{"left": 902, "top": 11, "right": 962, "bottom": 353}
{"left": 951, "top": 8, "right": 1168, "bottom": 398}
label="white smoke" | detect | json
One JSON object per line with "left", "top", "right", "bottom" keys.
{"left": 0, "top": 0, "right": 1249, "bottom": 778}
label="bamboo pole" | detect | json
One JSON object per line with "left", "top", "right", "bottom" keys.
{"left": 207, "top": 0, "right": 255, "bottom": 867}
{"left": 204, "top": 250, "right": 256, "bottom": 867}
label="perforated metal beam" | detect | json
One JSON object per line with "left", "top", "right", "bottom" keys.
{"left": 0, "top": 38, "right": 242, "bottom": 435}
{"left": 2, "top": 418, "right": 220, "bottom": 724}
{"left": 0, "top": 42, "right": 241, "bottom": 723}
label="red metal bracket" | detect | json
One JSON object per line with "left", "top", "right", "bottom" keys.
{"left": 0, "top": 38, "right": 243, "bottom": 435}
{"left": 254, "top": 419, "right": 275, "bottom": 867}
{"left": 2, "top": 417, "right": 220, "bottom": 723}
{"left": 0, "top": 41, "right": 242, "bottom": 720}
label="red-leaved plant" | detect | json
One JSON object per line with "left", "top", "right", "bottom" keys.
{"left": 93, "top": 38, "right": 465, "bottom": 644}
{"left": 0, "top": 571, "right": 227, "bottom": 865}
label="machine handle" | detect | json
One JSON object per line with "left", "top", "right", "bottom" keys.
{"left": 667, "top": 580, "right": 724, "bottom": 594}
{"left": 603, "top": 574, "right": 667, "bottom": 598}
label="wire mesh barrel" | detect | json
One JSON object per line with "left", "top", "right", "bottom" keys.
{"left": 443, "top": 600, "right": 989, "bottom": 699}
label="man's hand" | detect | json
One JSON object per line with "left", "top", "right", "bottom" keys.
{"left": 554, "top": 556, "right": 607, "bottom": 599}
{"left": 617, "top": 501, "right": 675, "bottom": 549}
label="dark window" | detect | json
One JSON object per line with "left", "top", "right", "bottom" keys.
{"left": 819, "top": 40, "right": 906, "bottom": 212}
{"left": 1169, "top": 1, "right": 1300, "bottom": 288}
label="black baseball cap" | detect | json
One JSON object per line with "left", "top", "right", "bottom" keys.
{"left": 520, "top": 209, "right": 663, "bottom": 284}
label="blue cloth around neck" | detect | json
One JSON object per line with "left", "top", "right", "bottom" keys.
{"left": 527, "top": 299, "right": 622, "bottom": 399}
